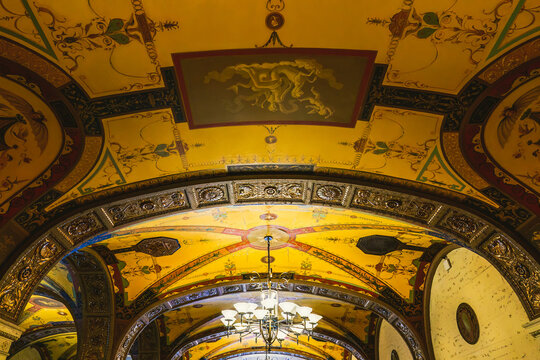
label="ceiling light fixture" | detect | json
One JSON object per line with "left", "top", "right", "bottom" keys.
{"left": 220, "top": 235, "right": 322, "bottom": 350}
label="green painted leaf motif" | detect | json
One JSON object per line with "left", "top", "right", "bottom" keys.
{"left": 155, "top": 151, "right": 170, "bottom": 157}
{"left": 106, "top": 18, "right": 124, "bottom": 34}
{"left": 141, "top": 266, "right": 151, "bottom": 274}
{"left": 373, "top": 148, "right": 388, "bottom": 154}
{"left": 376, "top": 141, "right": 388, "bottom": 149}
{"left": 423, "top": 12, "right": 439, "bottom": 26}
{"left": 417, "top": 27, "right": 437, "bottom": 38}
{"left": 109, "top": 33, "right": 130, "bottom": 44}
{"left": 154, "top": 143, "right": 168, "bottom": 151}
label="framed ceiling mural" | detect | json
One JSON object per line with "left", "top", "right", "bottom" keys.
{"left": 172, "top": 48, "right": 375, "bottom": 128}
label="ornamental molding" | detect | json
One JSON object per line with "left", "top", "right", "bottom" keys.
{"left": 0, "top": 177, "right": 538, "bottom": 331}
{"left": 113, "top": 280, "right": 423, "bottom": 360}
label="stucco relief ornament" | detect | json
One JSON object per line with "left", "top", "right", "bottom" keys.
{"left": 198, "top": 186, "right": 225, "bottom": 202}
{"left": 66, "top": 216, "right": 97, "bottom": 236}
{"left": 316, "top": 185, "right": 343, "bottom": 201}
{"left": 446, "top": 214, "right": 478, "bottom": 235}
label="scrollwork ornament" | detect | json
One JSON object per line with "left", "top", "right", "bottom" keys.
{"left": 266, "top": 0, "right": 285, "bottom": 11}
{"left": 481, "top": 234, "right": 540, "bottom": 316}
{"left": 105, "top": 191, "right": 188, "bottom": 225}
{"left": 67, "top": 217, "right": 97, "bottom": 236}
{"left": 0, "top": 236, "right": 64, "bottom": 320}
{"left": 233, "top": 181, "right": 305, "bottom": 202}
{"left": 444, "top": 213, "right": 479, "bottom": 235}
{"left": 61, "top": 212, "right": 104, "bottom": 244}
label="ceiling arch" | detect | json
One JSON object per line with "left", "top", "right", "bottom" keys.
{"left": 0, "top": 1, "right": 538, "bottom": 360}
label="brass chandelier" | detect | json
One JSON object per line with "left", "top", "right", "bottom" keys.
{"left": 220, "top": 235, "right": 322, "bottom": 348}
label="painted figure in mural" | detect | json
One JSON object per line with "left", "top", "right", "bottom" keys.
{"left": 497, "top": 86, "right": 540, "bottom": 148}
{"left": 204, "top": 59, "right": 343, "bottom": 119}
{"left": 0, "top": 89, "right": 48, "bottom": 154}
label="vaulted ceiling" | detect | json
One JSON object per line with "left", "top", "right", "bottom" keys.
{"left": 0, "top": 1, "right": 539, "bottom": 360}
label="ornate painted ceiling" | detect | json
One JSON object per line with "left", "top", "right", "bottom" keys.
{"left": 0, "top": 0, "right": 539, "bottom": 359}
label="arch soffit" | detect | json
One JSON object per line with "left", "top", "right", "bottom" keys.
{"left": 117, "top": 280, "right": 415, "bottom": 360}
{"left": 1, "top": 176, "right": 538, "bottom": 323}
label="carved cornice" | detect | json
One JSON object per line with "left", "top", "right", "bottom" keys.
{"left": 113, "top": 281, "right": 427, "bottom": 360}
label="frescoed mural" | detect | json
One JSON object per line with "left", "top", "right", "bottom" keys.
{"left": 185, "top": 332, "right": 346, "bottom": 360}
{"left": 0, "top": 1, "right": 538, "bottom": 359}
{"left": 29, "top": 332, "right": 77, "bottom": 360}
{"left": 39, "top": 260, "right": 77, "bottom": 304}
{"left": 89, "top": 204, "right": 446, "bottom": 304}
{"left": 484, "top": 77, "right": 540, "bottom": 194}
{"left": 173, "top": 49, "right": 374, "bottom": 128}
{"left": 372, "top": 0, "right": 540, "bottom": 92}
{"left": 0, "top": 75, "right": 63, "bottom": 213}
{"left": 18, "top": 295, "right": 73, "bottom": 332}
{"left": 47, "top": 105, "right": 496, "bottom": 210}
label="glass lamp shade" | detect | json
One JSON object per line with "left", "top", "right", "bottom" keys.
{"left": 305, "top": 322, "right": 317, "bottom": 330}
{"left": 276, "top": 330, "right": 287, "bottom": 341}
{"left": 233, "top": 323, "right": 248, "bottom": 332}
{"left": 308, "top": 313, "right": 322, "bottom": 324}
{"left": 221, "top": 318, "right": 235, "bottom": 326}
{"left": 291, "top": 325, "right": 303, "bottom": 334}
{"left": 279, "top": 301, "right": 297, "bottom": 315}
{"left": 234, "top": 302, "right": 256, "bottom": 314}
{"left": 261, "top": 298, "right": 278, "bottom": 310}
{"left": 253, "top": 309, "right": 269, "bottom": 320}
{"left": 221, "top": 310, "right": 238, "bottom": 318}
{"left": 296, "top": 306, "right": 313, "bottom": 318}
{"left": 261, "top": 290, "right": 278, "bottom": 310}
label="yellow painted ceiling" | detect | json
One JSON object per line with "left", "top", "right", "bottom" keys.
{"left": 1, "top": 0, "right": 535, "bottom": 95}
{"left": 46, "top": 105, "right": 497, "bottom": 211}
{"left": 93, "top": 204, "right": 445, "bottom": 305}
{"left": 19, "top": 295, "right": 73, "bottom": 332}
{"left": 3, "top": 0, "right": 536, "bottom": 219}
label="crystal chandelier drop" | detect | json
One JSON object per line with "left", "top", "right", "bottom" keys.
{"left": 220, "top": 235, "right": 322, "bottom": 348}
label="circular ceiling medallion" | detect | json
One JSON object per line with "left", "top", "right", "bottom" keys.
{"left": 456, "top": 303, "right": 480, "bottom": 344}
{"left": 31, "top": 297, "right": 64, "bottom": 308}
{"left": 246, "top": 225, "right": 290, "bottom": 250}
{"left": 261, "top": 256, "right": 275, "bottom": 264}
{"left": 260, "top": 212, "right": 278, "bottom": 220}
{"left": 265, "top": 12, "right": 284, "bottom": 30}
{"left": 391, "top": 350, "right": 399, "bottom": 360}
